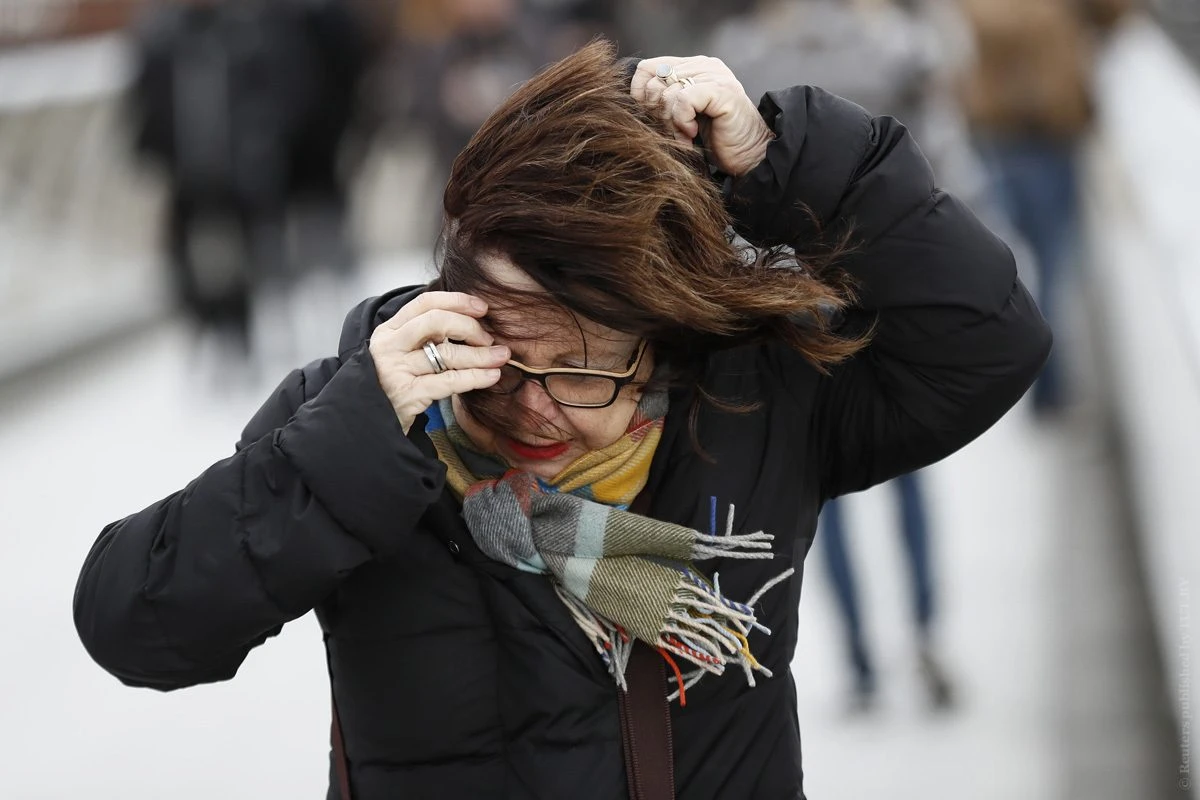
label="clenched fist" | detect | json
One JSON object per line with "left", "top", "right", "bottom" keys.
{"left": 631, "top": 55, "right": 775, "bottom": 177}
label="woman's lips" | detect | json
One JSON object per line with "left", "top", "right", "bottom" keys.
{"left": 503, "top": 436, "right": 570, "bottom": 461}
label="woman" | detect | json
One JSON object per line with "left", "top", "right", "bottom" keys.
{"left": 74, "top": 40, "right": 1050, "bottom": 798}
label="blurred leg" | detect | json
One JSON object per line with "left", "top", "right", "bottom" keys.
{"left": 896, "top": 471, "right": 934, "bottom": 630}
{"left": 894, "top": 472, "right": 956, "bottom": 709}
{"left": 244, "top": 204, "right": 293, "bottom": 370}
{"left": 167, "top": 192, "right": 205, "bottom": 331}
{"left": 818, "top": 498, "right": 875, "bottom": 701}
{"left": 981, "top": 137, "right": 1080, "bottom": 413}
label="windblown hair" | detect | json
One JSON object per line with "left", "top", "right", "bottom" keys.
{"left": 432, "top": 38, "right": 867, "bottom": 436}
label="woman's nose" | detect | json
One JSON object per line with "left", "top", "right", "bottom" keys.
{"left": 514, "top": 378, "right": 557, "bottom": 415}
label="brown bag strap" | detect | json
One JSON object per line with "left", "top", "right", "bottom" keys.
{"left": 331, "top": 693, "right": 352, "bottom": 800}
{"left": 618, "top": 642, "right": 677, "bottom": 800}
{"left": 617, "top": 487, "right": 674, "bottom": 799}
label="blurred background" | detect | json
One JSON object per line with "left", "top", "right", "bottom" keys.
{"left": 0, "top": 0, "right": 1195, "bottom": 797}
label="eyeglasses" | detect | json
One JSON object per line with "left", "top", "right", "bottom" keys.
{"left": 487, "top": 340, "right": 648, "bottom": 409}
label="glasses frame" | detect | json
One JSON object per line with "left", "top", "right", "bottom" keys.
{"left": 493, "top": 340, "right": 649, "bottom": 409}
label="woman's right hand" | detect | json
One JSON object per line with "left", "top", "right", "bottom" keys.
{"left": 368, "top": 291, "right": 509, "bottom": 434}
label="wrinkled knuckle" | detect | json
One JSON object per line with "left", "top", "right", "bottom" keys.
{"left": 467, "top": 345, "right": 490, "bottom": 366}
{"left": 370, "top": 333, "right": 398, "bottom": 357}
{"left": 393, "top": 384, "right": 416, "bottom": 405}
{"left": 399, "top": 399, "right": 425, "bottom": 420}
{"left": 395, "top": 314, "right": 418, "bottom": 336}
{"left": 440, "top": 341, "right": 465, "bottom": 364}
{"left": 473, "top": 349, "right": 497, "bottom": 368}
{"left": 412, "top": 293, "right": 434, "bottom": 313}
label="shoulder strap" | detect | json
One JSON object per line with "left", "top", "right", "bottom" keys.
{"left": 619, "top": 487, "right": 676, "bottom": 799}
{"left": 331, "top": 693, "right": 352, "bottom": 800}
{"left": 618, "top": 642, "right": 677, "bottom": 800}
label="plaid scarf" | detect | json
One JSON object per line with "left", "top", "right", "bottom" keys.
{"left": 425, "top": 393, "right": 793, "bottom": 701}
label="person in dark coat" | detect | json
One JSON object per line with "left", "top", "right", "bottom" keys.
{"left": 74, "top": 40, "right": 1051, "bottom": 799}
{"left": 127, "top": 0, "right": 371, "bottom": 354}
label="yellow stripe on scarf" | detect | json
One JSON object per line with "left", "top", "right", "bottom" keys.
{"left": 429, "top": 397, "right": 663, "bottom": 509}
{"left": 549, "top": 418, "right": 661, "bottom": 506}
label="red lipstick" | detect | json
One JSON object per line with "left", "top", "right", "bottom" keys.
{"left": 504, "top": 437, "right": 569, "bottom": 461}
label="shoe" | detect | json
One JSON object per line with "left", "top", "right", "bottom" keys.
{"left": 848, "top": 666, "right": 877, "bottom": 714}
{"left": 917, "top": 646, "right": 956, "bottom": 711}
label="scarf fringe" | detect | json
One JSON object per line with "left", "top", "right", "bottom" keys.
{"left": 691, "top": 530, "right": 776, "bottom": 561}
{"left": 556, "top": 585, "right": 635, "bottom": 690}
{"left": 667, "top": 668, "right": 708, "bottom": 702}
{"left": 556, "top": 566, "right": 797, "bottom": 702}
{"left": 432, "top": 394, "right": 801, "bottom": 706}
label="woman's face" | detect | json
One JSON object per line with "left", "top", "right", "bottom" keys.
{"left": 451, "top": 254, "right": 654, "bottom": 480}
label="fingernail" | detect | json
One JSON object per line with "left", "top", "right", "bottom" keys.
{"left": 491, "top": 346, "right": 510, "bottom": 358}
{"left": 471, "top": 298, "right": 487, "bottom": 312}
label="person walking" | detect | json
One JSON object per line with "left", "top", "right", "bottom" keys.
{"left": 818, "top": 471, "right": 955, "bottom": 710}
{"left": 959, "top": 0, "right": 1133, "bottom": 414}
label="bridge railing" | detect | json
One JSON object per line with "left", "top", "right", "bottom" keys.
{"left": 0, "top": 32, "right": 167, "bottom": 379}
{"left": 1086, "top": 16, "right": 1199, "bottom": 791}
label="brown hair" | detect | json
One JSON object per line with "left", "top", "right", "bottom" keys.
{"left": 432, "top": 38, "right": 867, "bottom": 436}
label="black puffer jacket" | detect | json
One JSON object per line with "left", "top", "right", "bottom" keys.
{"left": 74, "top": 86, "right": 1051, "bottom": 799}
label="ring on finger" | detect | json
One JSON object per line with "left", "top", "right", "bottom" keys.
{"left": 422, "top": 340, "right": 448, "bottom": 374}
{"left": 655, "top": 63, "right": 686, "bottom": 86}
{"left": 655, "top": 63, "right": 695, "bottom": 88}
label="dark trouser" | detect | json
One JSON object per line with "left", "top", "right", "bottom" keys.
{"left": 819, "top": 472, "right": 934, "bottom": 686}
{"left": 979, "top": 136, "right": 1080, "bottom": 412}
{"left": 167, "top": 191, "right": 288, "bottom": 353}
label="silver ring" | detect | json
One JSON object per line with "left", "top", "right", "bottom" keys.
{"left": 679, "top": 76, "right": 696, "bottom": 88}
{"left": 655, "top": 63, "right": 679, "bottom": 85}
{"left": 422, "top": 340, "right": 447, "bottom": 374}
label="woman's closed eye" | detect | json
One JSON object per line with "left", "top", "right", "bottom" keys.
{"left": 563, "top": 360, "right": 619, "bottom": 371}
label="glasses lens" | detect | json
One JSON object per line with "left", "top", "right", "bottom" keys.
{"left": 545, "top": 374, "right": 618, "bottom": 407}
{"left": 490, "top": 365, "right": 524, "bottom": 394}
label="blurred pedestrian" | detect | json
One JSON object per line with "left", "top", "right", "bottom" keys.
{"left": 126, "top": 0, "right": 371, "bottom": 368}
{"left": 819, "top": 471, "right": 955, "bottom": 710}
{"left": 77, "top": 41, "right": 1049, "bottom": 797}
{"left": 959, "top": 0, "right": 1134, "bottom": 415}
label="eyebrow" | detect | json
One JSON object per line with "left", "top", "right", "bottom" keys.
{"left": 507, "top": 345, "right": 628, "bottom": 368}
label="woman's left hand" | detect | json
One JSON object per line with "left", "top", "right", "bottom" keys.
{"left": 631, "top": 56, "right": 775, "bottom": 177}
